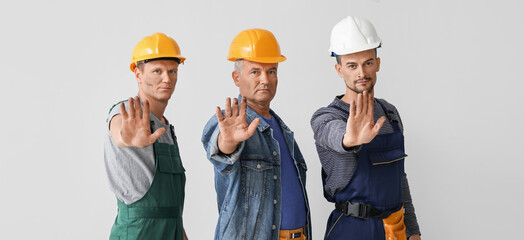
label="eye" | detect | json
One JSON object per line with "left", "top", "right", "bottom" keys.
{"left": 169, "top": 69, "right": 177, "bottom": 74}
{"left": 269, "top": 70, "right": 276, "bottom": 75}
{"left": 251, "top": 70, "right": 259, "bottom": 75}
{"left": 366, "top": 61, "right": 373, "bottom": 66}
{"left": 348, "top": 65, "right": 356, "bottom": 69}
{"left": 154, "top": 69, "right": 161, "bottom": 74}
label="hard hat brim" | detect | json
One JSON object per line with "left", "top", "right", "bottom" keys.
{"left": 130, "top": 56, "right": 186, "bottom": 72}
{"left": 227, "top": 55, "right": 287, "bottom": 63}
{"left": 330, "top": 42, "right": 381, "bottom": 57}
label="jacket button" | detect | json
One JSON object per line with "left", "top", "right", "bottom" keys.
{"left": 272, "top": 225, "right": 276, "bottom": 230}
{"left": 273, "top": 151, "right": 277, "bottom": 156}
{"left": 273, "top": 175, "right": 277, "bottom": 180}
{"left": 274, "top": 199, "right": 277, "bottom": 204}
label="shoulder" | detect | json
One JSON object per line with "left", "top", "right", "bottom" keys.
{"left": 375, "top": 98, "right": 396, "bottom": 109}
{"left": 311, "top": 105, "right": 347, "bottom": 124}
{"left": 202, "top": 113, "right": 220, "bottom": 141}
{"left": 375, "top": 98, "right": 400, "bottom": 114}
{"left": 107, "top": 100, "right": 128, "bottom": 123}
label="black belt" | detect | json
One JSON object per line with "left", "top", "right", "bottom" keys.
{"left": 335, "top": 201, "right": 402, "bottom": 219}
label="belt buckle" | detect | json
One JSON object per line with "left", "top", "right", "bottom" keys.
{"left": 290, "top": 232, "right": 301, "bottom": 239}
{"left": 344, "top": 201, "right": 369, "bottom": 219}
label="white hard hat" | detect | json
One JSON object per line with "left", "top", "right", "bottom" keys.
{"left": 329, "top": 16, "right": 381, "bottom": 56}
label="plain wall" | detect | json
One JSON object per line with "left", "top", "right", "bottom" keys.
{"left": 1, "top": 0, "right": 523, "bottom": 239}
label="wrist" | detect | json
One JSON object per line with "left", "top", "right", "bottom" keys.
{"left": 342, "top": 133, "right": 357, "bottom": 148}
{"left": 218, "top": 134, "right": 240, "bottom": 154}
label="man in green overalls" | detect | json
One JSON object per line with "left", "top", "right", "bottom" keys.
{"left": 104, "top": 33, "right": 188, "bottom": 240}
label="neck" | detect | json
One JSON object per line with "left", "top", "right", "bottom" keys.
{"left": 246, "top": 100, "right": 271, "bottom": 118}
{"left": 138, "top": 92, "right": 168, "bottom": 124}
{"left": 341, "top": 89, "right": 374, "bottom": 104}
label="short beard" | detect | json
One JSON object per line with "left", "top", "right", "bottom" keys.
{"left": 346, "top": 78, "right": 374, "bottom": 94}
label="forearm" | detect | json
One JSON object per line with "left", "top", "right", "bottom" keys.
{"left": 402, "top": 174, "right": 421, "bottom": 236}
{"left": 312, "top": 118, "right": 358, "bottom": 153}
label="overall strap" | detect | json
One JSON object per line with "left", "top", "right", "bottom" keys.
{"left": 375, "top": 99, "right": 401, "bottom": 132}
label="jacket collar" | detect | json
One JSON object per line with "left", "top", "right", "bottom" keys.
{"left": 238, "top": 95, "right": 292, "bottom": 133}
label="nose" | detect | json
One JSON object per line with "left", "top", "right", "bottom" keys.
{"left": 259, "top": 72, "right": 269, "bottom": 84}
{"left": 357, "top": 65, "right": 365, "bottom": 79}
{"left": 162, "top": 72, "right": 174, "bottom": 83}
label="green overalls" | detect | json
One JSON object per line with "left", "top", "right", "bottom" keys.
{"left": 110, "top": 126, "right": 186, "bottom": 240}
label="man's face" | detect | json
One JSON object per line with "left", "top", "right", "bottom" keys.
{"left": 335, "top": 49, "right": 380, "bottom": 94}
{"left": 233, "top": 60, "right": 278, "bottom": 106}
{"left": 135, "top": 60, "right": 179, "bottom": 103}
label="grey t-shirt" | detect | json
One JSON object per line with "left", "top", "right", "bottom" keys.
{"left": 104, "top": 100, "right": 175, "bottom": 205}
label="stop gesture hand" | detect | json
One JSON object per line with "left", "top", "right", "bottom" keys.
{"left": 216, "top": 97, "right": 260, "bottom": 154}
{"left": 118, "top": 96, "right": 166, "bottom": 148}
{"left": 342, "top": 91, "right": 386, "bottom": 148}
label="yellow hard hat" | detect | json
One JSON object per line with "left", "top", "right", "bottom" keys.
{"left": 227, "top": 28, "right": 286, "bottom": 63}
{"left": 130, "top": 33, "right": 186, "bottom": 72}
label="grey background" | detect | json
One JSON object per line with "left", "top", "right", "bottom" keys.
{"left": 1, "top": 0, "right": 523, "bottom": 239}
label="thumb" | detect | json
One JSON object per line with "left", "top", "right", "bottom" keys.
{"left": 149, "top": 127, "right": 167, "bottom": 143}
{"left": 374, "top": 116, "right": 387, "bottom": 132}
{"left": 246, "top": 118, "right": 260, "bottom": 137}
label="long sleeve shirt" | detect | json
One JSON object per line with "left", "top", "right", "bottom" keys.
{"left": 311, "top": 95, "right": 421, "bottom": 237}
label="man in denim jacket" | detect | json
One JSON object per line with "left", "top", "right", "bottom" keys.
{"left": 202, "top": 28, "right": 311, "bottom": 240}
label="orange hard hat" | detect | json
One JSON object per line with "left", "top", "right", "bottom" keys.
{"left": 227, "top": 28, "right": 286, "bottom": 63}
{"left": 130, "top": 33, "right": 186, "bottom": 72}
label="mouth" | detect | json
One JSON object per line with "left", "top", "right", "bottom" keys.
{"left": 257, "top": 88, "right": 271, "bottom": 93}
{"left": 355, "top": 79, "right": 371, "bottom": 85}
{"left": 158, "top": 86, "right": 172, "bottom": 91}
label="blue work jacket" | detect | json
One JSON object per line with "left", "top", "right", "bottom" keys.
{"left": 202, "top": 103, "right": 311, "bottom": 240}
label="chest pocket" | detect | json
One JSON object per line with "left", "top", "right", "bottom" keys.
{"left": 240, "top": 156, "right": 273, "bottom": 199}
{"left": 155, "top": 143, "right": 186, "bottom": 174}
{"left": 368, "top": 147, "right": 407, "bottom": 166}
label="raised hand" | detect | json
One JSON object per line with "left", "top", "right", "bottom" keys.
{"left": 216, "top": 97, "right": 260, "bottom": 154}
{"left": 342, "top": 91, "right": 386, "bottom": 149}
{"left": 116, "top": 96, "right": 166, "bottom": 148}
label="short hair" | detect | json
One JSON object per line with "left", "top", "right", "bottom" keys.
{"left": 234, "top": 60, "right": 244, "bottom": 74}
{"left": 136, "top": 57, "right": 181, "bottom": 71}
{"left": 335, "top": 48, "right": 378, "bottom": 64}
{"left": 233, "top": 59, "right": 279, "bottom": 74}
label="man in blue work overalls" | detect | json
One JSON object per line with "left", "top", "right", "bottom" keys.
{"left": 311, "top": 16, "right": 422, "bottom": 240}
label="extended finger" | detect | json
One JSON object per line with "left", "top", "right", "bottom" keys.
{"left": 120, "top": 102, "right": 129, "bottom": 119}
{"left": 128, "top": 97, "right": 135, "bottom": 118}
{"left": 216, "top": 107, "right": 224, "bottom": 121}
{"left": 349, "top": 99, "right": 356, "bottom": 118}
{"left": 362, "top": 91, "right": 369, "bottom": 116}
{"left": 142, "top": 99, "right": 151, "bottom": 122}
{"left": 367, "top": 91, "right": 374, "bottom": 118}
{"left": 224, "top": 98, "right": 232, "bottom": 117}
{"left": 232, "top": 98, "right": 239, "bottom": 117}
{"left": 356, "top": 93, "right": 363, "bottom": 116}
{"left": 239, "top": 97, "right": 248, "bottom": 121}
{"left": 135, "top": 96, "right": 143, "bottom": 119}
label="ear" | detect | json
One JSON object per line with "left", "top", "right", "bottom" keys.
{"left": 376, "top": 57, "right": 381, "bottom": 72}
{"left": 232, "top": 71, "right": 240, "bottom": 87}
{"left": 135, "top": 68, "right": 142, "bottom": 84}
{"left": 335, "top": 63, "right": 344, "bottom": 78}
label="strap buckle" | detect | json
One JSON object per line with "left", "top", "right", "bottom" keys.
{"left": 290, "top": 232, "right": 302, "bottom": 238}
{"left": 342, "top": 201, "right": 370, "bottom": 219}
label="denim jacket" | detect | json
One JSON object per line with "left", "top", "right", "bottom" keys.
{"left": 202, "top": 103, "right": 311, "bottom": 240}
